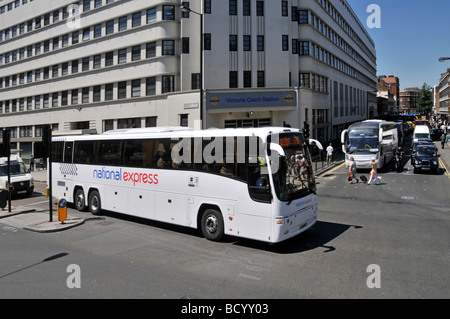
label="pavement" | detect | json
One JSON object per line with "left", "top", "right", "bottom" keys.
{"left": 0, "top": 167, "right": 84, "bottom": 233}
{"left": 1, "top": 140, "right": 449, "bottom": 234}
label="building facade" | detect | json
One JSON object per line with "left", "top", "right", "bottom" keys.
{"left": 436, "top": 69, "right": 449, "bottom": 118}
{"left": 399, "top": 87, "right": 421, "bottom": 115}
{"left": 377, "top": 75, "right": 400, "bottom": 109}
{"left": 0, "top": 0, "right": 376, "bottom": 158}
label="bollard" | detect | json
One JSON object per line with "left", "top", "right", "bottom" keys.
{"left": 57, "top": 198, "right": 67, "bottom": 223}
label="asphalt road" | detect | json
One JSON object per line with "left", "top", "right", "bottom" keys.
{"left": 0, "top": 142, "right": 449, "bottom": 300}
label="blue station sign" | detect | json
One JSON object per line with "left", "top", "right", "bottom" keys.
{"left": 206, "top": 91, "right": 296, "bottom": 109}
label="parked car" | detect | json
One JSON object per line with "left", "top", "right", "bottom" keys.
{"left": 430, "top": 128, "right": 444, "bottom": 141}
{"left": 412, "top": 145, "right": 439, "bottom": 174}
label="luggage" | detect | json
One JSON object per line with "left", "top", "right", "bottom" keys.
{"left": 360, "top": 175, "right": 368, "bottom": 183}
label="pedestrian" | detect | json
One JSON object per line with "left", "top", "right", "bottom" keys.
{"left": 326, "top": 143, "right": 333, "bottom": 165}
{"left": 29, "top": 155, "right": 34, "bottom": 172}
{"left": 441, "top": 133, "right": 446, "bottom": 149}
{"left": 348, "top": 157, "right": 359, "bottom": 184}
{"left": 367, "top": 158, "right": 380, "bottom": 185}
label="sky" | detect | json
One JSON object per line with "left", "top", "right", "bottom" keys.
{"left": 346, "top": 0, "right": 450, "bottom": 90}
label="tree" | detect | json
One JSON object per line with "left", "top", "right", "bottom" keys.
{"left": 417, "top": 82, "right": 433, "bottom": 115}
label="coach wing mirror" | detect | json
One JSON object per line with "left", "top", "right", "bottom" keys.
{"left": 269, "top": 143, "right": 285, "bottom": 157}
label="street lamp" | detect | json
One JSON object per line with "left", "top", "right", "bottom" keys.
{"left": 180, "top": 4, "right": 204, "bottom": 129}
{"left": 438, "top": 57, "right": 450, "bottom": 62}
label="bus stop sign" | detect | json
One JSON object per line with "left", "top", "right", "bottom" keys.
{"left": 57, "top": 198, "right": 67, "bottom": 223}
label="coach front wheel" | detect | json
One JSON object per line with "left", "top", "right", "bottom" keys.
{"left": 74, "top": 189, "right": 87, "bottom": 212}
{"left": 88, "top": 190, "right": 102, "bottom": 215}
{"left": 200, "top": 209, "right": 224, "bottom": 241}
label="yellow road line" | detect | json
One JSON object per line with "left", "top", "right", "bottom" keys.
{"left": 439, "top": 158, "right": 450, "bottom": 180}
{"left": 317, "top": 161, "right": 346, "bottom": 179}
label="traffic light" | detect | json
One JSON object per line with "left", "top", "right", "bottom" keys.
{"left": 303, "top": 122, "right": 310, "bottom": 139}
{"left": 42, "top": 125, "right": 52, "bottom": 158}
{"left": 2, "top": 129, "right": 10, "bottom": 157}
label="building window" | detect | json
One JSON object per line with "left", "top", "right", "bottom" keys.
{"left": 300, "top": 73, "right": 310, "bottom": 88}
{"left": 118, "top": 16, "right": 127, "bottom": 31}
{"left": 118, "top": 49, "right": 127, "bottom": 64}
{"left": 229, "top": 0, "right": 237, "bottom": 15}
{"left": 105, "top": 51, "right": 114, "bottom": 66}
{"left": 132, "top": 12, "right": 141, "bottom": 27}
{"left": 146, "top": 42, "right": 156, "bottom": 58}
{"left": 243, "top": 71, "right": 251, "bottom": 88}
{"left": 299, "top": 10, "right": 308, "bottom": 24}
{"left": 191, "top": 73, "right": 200, "bottom": 90}
{"left": 181, "top": 2, "right": 190, "bottom": 18}
{"left": 106, "top": 20, "right": 114, "bottom": 35}
{"left": 229, "top": 35, "right": 237, "bottom": 51}
{"left": 257, "top": 35, "right": 264, "bottom": 51}
{"left": 146, "top": 77, "right": 156, "bottom": 96}
{"left": 82, "top": 87, "right": 89, "bottom": 103}
{"left": 93, "top": 55, "right": 101, "bottom": 69}
{"left": 243, "top": 0, "right": 251, "bottom": 16}
{"left": 292, "top": 39, "right": 298, "bottom": 54}
{"left": 118, "top": 81, "right": 127, "bottom": 99}
{"left": 132, "top": 79, "right": 141, "bottom": 97}
{"left": 147, "top": 8, "right": 157, "bottom": 23}
{"left": 162, "top": 75, "right": 174, "bottom": 93}
{"left": 282, "top": 35, "right": 289, "bottom": 51}
{"left": 132, "top": 45, "right": 141, "bottom": 61}
{"left": 291, "top": 6, "right": 298, "bottom": 22}
{"left": 299, "top": 41, "right": 309, "bottom": 55}
{"left": 281, "top": 1, "right": 288, "bottom": 16}
{"left": 93, "top": 85, "right": 101, "bottom": 102}
{"left": 229, "top": 71, "right": 238, "bottom": 88}
{"left": 204, "top": 0, "right": 212, "bottom": 13}
{"left": 204, "top": 33, "right": 211, "bottom": 50}
{"left": 94, "top": 24, "right": 102, "bottom": 38}
{"left": 71, "top": 89, "right": 78, "bottom": 105}
{"left": 243, "top": 35, "right": 251, "bottom": 51}
{"left": 146, "top": 117, "right": 157, "bottom": 127}
{"left": 105, "top": 83, "right": 113, "bottom": 100}
{"left": 257, "top": 71, "right": 265, "bottom": 87}
{"left": 162, "top": 40, "right": 175, "bottom": 55}
{"left": 182, "top": 37, "right": 190, "bottom": 54}
{"left": 256, "top": 1, "right": 264, "bottom": 16}
{"left": 163, "top": 5, "right": 175, "bottom": 20}
{"left": 180, "top": 114, "right": 189, "bottom": 127}
{"left": 82, "top": 28, "right": 90, "bottom": 41}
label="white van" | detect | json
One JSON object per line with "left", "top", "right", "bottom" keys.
{"left": 412, "top": 125, "right": 431, "bottom": 143}
{"left": 0, "top": 155, "right": 35, "bottom": 196}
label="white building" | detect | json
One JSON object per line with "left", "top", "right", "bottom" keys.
{"left": 0, "top": 0, "right": 376, "bottom": 158}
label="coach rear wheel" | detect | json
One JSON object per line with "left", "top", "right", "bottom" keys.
{"left": 88, "top": 190, "right": 102, "bottom": 215}
{"left": 201, "top": 209, "right": 224, "bottom": 241}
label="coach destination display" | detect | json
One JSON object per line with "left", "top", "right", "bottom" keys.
{"left": 206, "top": 91, "right": 296, "bottom": 110}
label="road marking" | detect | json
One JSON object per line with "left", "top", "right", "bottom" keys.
{"left": 317, "top": 161, "right": 346, "bottom": 179}
{"left": 439, "top": 158, "right": 450, "bottom": 180}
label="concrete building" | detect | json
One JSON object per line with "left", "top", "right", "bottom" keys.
{"left": 436, "top": 69, "right": 449, "bottom": 118}
{"left": 0, "top": 0, "right": 377, "bottom": 158}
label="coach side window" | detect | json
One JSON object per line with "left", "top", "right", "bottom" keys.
{"left": 63, "top": 142, "right": 74, "bottom": 163}
{"left": 73, "top": 141, "right": 95, "bottom": 164}
{"left": 52, "top": 141, "right": 64, "bottom": 162}
{"left": 95, "top": 140, "right": 121, "bottom": 166}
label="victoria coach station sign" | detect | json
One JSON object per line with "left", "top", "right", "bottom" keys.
{"left": 206, "top": 91, "right": 296, "bottom": 110}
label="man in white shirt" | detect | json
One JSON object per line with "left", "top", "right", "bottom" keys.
{"left": 326, "top": 143, "right": 333, "bottom": 165}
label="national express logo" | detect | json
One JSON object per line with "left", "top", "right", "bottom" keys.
{"left": 93, "top": 167, "right": 159, "bottom": 186}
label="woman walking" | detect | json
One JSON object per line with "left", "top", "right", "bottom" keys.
{"left": 367, "top": 158, "right": 380, "bottom": 185}
{"left": 348, "top": 157, "right": 359, "bottom": 184}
